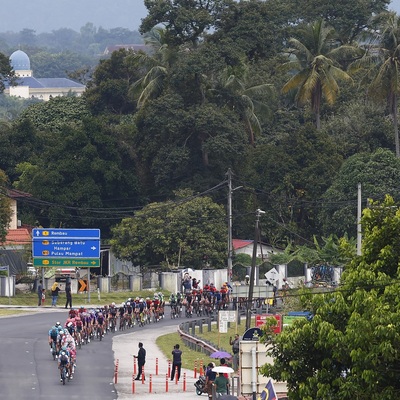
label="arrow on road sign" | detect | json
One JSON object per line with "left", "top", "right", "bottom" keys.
{"left": 78, "top": 279, "right": 87, "bottom": 292}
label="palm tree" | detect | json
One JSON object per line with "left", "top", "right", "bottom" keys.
{"left": 282, "top": 20, "right": 353, "bottom": 130}
{"left": 350, "top": 12, "right": 400, "bottom": 157}
{"left": 210, "top": 63, "right": 274, "bottom": 145}
{"left": 130, "top": 28, "right": 175, "bottom": 108}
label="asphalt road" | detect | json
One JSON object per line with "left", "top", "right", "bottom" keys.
{"left": 0, "top": 310, "right": 191, "bottom": 400}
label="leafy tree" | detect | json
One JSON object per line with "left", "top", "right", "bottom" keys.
{"left": 318, "top": 148, "right": 400, "bottom": 237}
{"left": 350, "top": 12, "right": 400, "bottom": 157}
{"left": 140, "top": 0, "right": 231, "bottom": 46}
{"left": 322, "top": 99, "right": 394, "bottom": 158}
{"left": 240, "top": 123, "right": 343, "bottom": 245}
{"left": 84, "top": 48, "right": 140, "bottom": 115}
{"left": 18, "top": 96, "right": 91, "bottom": 132}
{"left": 0, "top": 51, "right": 15, "bottom": 93}
{"left": 210, "top": 0, "right": 291, "bottom": 61}
{"left": 134, "top": 92, "right": 247, "bottom": 196}
{"left": 284, "top": 0, "right": 389, "bottom": 44}
{"left": 12, "top": 117, "right": 142, "bottom": 236}
{"left": 281, "top": 20, "right": 353, "bottom": 129}
{"left": 261, "top": 195, "right": 400, "bottom": 400}
{"left": 0, "top": 169, "right": 12, "bottom": 243}
{"left": 110, "top": 190, "right": 227, "bottom": 268}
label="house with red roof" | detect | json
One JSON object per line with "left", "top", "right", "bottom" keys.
{"left": 233, "top": 239, "right": 278, "bottom": 260}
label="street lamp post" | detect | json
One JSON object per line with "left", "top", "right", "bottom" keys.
{"left": 245, "top": 209, "right": 265, "bottom": 330}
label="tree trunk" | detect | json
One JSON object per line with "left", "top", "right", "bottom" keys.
{"left": 394, "top": 94, "right": 400, "bottom": 158}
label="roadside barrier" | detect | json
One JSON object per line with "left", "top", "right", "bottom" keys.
{"left": 142, "top": 366, "right": 145, "bottom": 384}
{"left": 165, "top": 373, "right": 169, "bottom": 392}
{"left": 156, "top": 357, "right": 159, "bottom": 375}
{"left": 168, "top": 360, "right": 171, "bottom": 377}
{"left": 114, "top": 359, "right": 119, "bottom": 384}
{"left": 132, "top": 374, "right": 135, "bottom": 394}
{"left": 194, "top": 360, "right": 197, "bottom": 378}
{"left": 149, "top": 374, "right": 153, "bottom": 393}
{"left": 183, "top": 372, "right": 186, "bottom": 391}
{"left": 133, "top": 357, "right": 137, "bottom": 375}
{"left": 175, "top": 366, "right": 178, "bottom": 384}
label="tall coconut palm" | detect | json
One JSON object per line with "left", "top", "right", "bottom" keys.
{"left": 130, "top": 28, "right": 176, "bottom": 108}
{"left": 351, "top": 12, "right": 400, "bottom": 157}
{"left": 210, "top": 63, "right": 275, "bottom": 145}
{"left": 282, "top": 19, "right": 354, "bottom": 130}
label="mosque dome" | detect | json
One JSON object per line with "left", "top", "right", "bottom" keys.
{"left": 10, "top": 50, "right": 31, "bottom": 70}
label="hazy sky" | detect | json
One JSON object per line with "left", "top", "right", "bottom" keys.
{"left": 2, "top": 0, "right": 400, "bottom": 33}
{"left": 2, "top": 0, "right": 148, "bottom": 33}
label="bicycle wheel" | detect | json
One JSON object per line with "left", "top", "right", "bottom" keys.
{"left": 61, "top": 368, "right": 66, "bottom": 385}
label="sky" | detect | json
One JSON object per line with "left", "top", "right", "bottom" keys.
{"left": 2, "top": 0, "right": 400, "bottom": 34}
{"left": 1, "top": 0, "right": 148, "bottom": 33}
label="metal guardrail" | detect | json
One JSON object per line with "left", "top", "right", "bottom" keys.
{"left": 178, "top": 318, "right": 219, "bottom": 355}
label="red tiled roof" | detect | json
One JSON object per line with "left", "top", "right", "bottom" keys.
{"left": 6, "top": 188, "right": 31, "bottom": 199}
{"left": 3, "top": 228, "right": 31, "bottom": 245}
{"left": 233, "top": 239, "right": 253, "bottom": 250}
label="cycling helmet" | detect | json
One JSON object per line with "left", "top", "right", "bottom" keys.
{"left": 60, "top": 330, "right": 65, "bottom": 335}
{"left": 126, "top": 302, "right": 130, "bottom": 306}
{"left": 67, "top": 322, "right": 73, "bottom": 327}
{"left": 56, "top": 321, "right": 61, "bottom": 327}
{"left": 60, "top": 351, "right": 65, "bottom": 356}
{"left": 111, "top": 302, "right": 115, "bottom": 306}
{"left": 135, "top": 297, "right": 139, "bottom": 301}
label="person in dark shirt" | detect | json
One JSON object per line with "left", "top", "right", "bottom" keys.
{"left": 37, "top": 279, "right": 43, "bottom": 306}
{"left": 134, "top": 342, "right": 146, "bottom": 380}
{"left": 205, "top": 362, "right": 217, "bottom": 400}
{"left": 170, "top": 344, "right": 182, "bottom": 381}
{"left": 65, "top": 281, "right": 72, "bottom": 309}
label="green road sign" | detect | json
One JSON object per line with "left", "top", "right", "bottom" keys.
{"left": 33, "top": 258, "right": 100, "bottom": 267}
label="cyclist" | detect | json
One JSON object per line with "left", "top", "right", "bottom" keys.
{"left": 48, "top": 325, "right": 59, "bottom": 357}
{"left": 58, "top": 351, "right": 70, "bottom": 383}
{"left": 170, "top": 294, "right": 178, "bottom": 317}
{"left": 108, "top": 302, "right": 118, "bottom": 332}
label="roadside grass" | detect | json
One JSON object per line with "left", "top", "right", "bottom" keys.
{"left": 156, "top": 319, "right": 252, "bottom": 370}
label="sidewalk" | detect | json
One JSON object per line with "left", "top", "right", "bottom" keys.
{"left": 113, "top": 325, "right": 203, "bottom": 400}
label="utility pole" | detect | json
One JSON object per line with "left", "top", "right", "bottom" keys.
{"left": 357, "top": 183, "right": 362, "bottom": 256}
{"left": 227, "top": 169, "right": 233, "bottom": 283}
{"left": 245, "top": 209, "right": 265, "bottom": 330}
{"left": 226, "top": 169, "right": 242, "bottom": 284}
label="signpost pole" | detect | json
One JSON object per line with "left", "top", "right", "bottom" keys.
{"left": 7, "top": 265, "right": 10, "bottom": 305}
{"left": 88, "top": 267, "right": 90, "bottom": 304}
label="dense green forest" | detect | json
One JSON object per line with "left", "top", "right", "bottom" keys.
{"left": 1, "top": 0, "right": 400, "bottom": 268}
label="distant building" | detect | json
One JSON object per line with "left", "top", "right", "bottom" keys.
{"left": 4, "top": 50, "right": 85, "bottom": 101}
{"left": 103, "top": 44, "right": 151, "bottom": 56}
{"left": 233, "top": 239, "right": 279, "bottom": 260}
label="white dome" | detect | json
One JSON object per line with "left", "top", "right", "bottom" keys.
{"left": 10, "top": 50, "right": 30, "bottom": 70}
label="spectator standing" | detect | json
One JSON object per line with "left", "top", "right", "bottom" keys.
{"left": 37, "top": 279, "right": 43, "bottom": 306}
{"left": 170, "top": 344, "right": 182, "bottom": 381}
{"left": 205, "top": 362, "right": 217, "bottom": 400}
{"left": 51, "top": 282, "right": 61, "bottom": 307}
{"left": 134, "top": 342, "right": 146, "bottom": 380}
{"left": 214, "top": 372, "right": 229, "bottom": 396}
{"left": 65, "top": 281, "right": 72, "bottom": 309}
{"left": 230, "top": 334, "right": 240, "bottom": 372}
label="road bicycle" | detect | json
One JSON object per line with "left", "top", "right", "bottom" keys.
{"left": 60, "top": 365, "right": 69, "bottom": 385}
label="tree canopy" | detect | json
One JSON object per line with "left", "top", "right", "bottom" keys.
{"left": 261, "top": 195, "right": 400, "bottom": 399}
{"left": 110, "top": 190, "right": 227, "bottom": 268}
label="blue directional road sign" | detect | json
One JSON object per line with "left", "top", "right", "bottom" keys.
{"left": 32, "top": 228, "right": 100, "bottom": 240}
{"left": 32, "top": 228, "right": 100, "bottom": 259}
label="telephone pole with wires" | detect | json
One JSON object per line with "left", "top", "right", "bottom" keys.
{"left": 245, "top": 208, "right": 265, "bottom": 330}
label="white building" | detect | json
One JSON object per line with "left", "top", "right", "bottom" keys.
{"left": 4, "top": 50, "right": 85, "bottom": 101}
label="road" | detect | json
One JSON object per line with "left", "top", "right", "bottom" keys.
{"left": 0, "top": 309, "right": 190, "bottom": 400}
